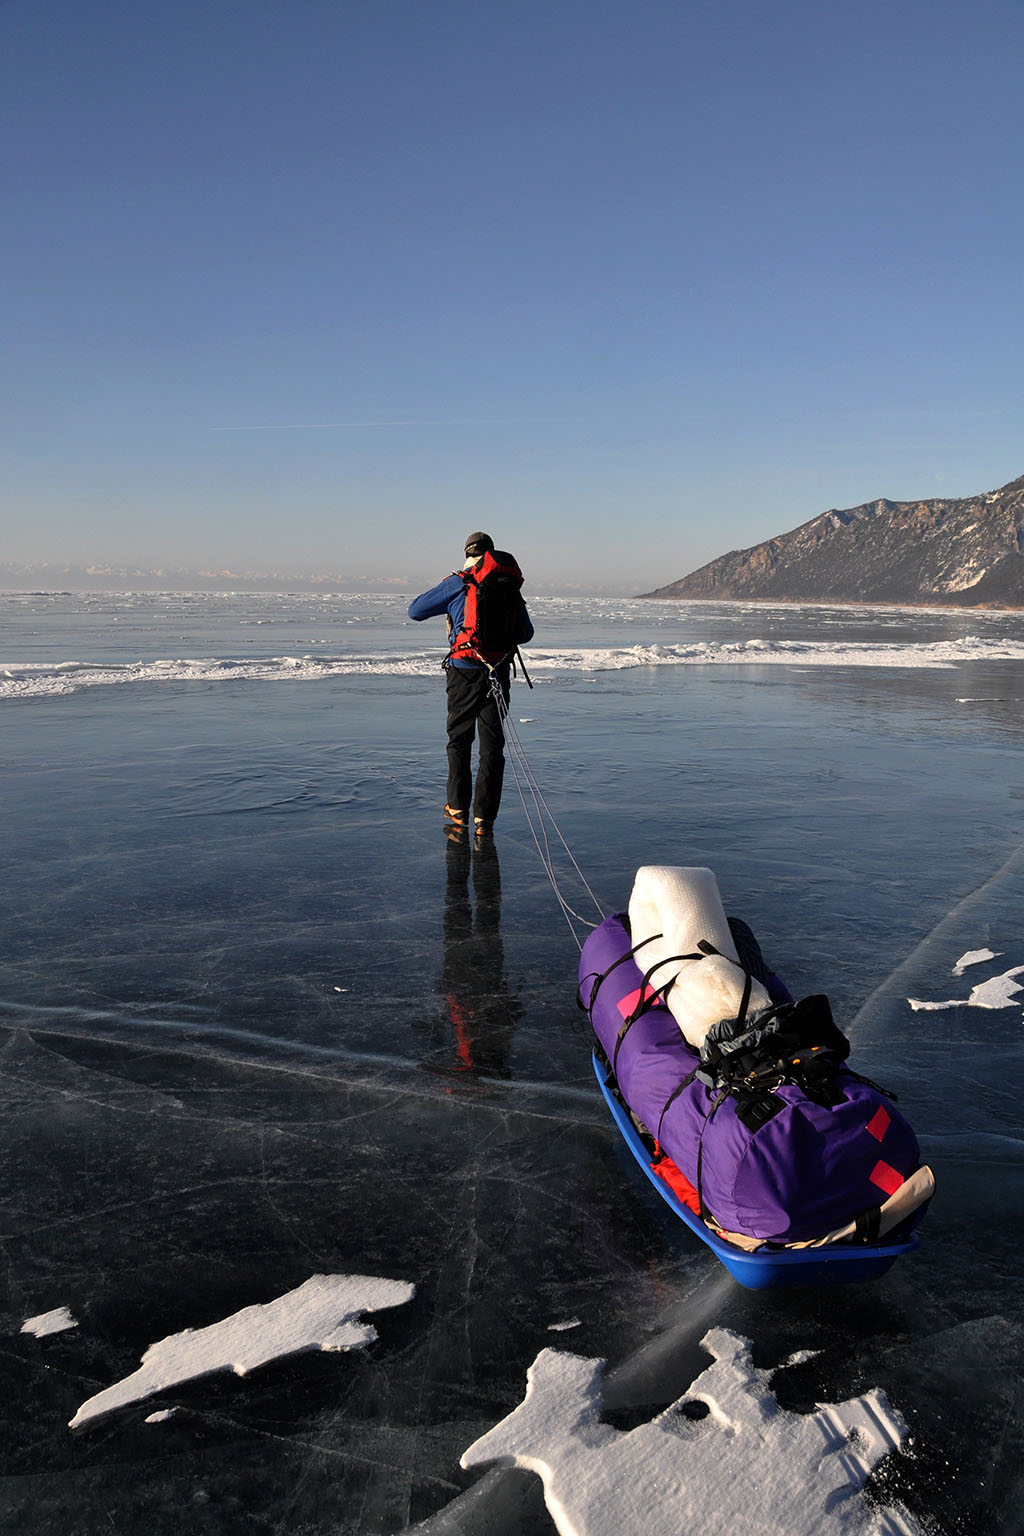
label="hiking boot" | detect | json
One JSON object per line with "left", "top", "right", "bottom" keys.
{"left": 444, "top": 805, "right": 467, "bottom": 827}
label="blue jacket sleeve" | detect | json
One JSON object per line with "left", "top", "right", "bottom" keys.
{"left": 408, "top": 572, "right": 463, "bottom": 621}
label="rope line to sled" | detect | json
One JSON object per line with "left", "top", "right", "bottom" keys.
{"left": 491, "top": 671, "right": 606, "bottom": 949}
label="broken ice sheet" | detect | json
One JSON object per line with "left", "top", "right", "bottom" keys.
{"left": 461, "top": 1327, "right": 921, "bottom": 1536}
{"left": 69, "top": 1273, "right": 414, "bottom": 1430}
{"left": 952, "top": 948, "right": 1000, "bottom": 975}
{"left": 909, "top": 962, "right": 1024, "bottom": 1012}
{"left": 20, "top": 1307, "right": 78, "bottom": 1338}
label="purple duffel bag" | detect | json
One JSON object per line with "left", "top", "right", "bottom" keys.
{"left": 579, "top": 913, "right": 922, "bottom": 1244}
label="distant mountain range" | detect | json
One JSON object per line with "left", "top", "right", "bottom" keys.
{"left": 641, "top": 473, "right": 1024, "bottom": 608}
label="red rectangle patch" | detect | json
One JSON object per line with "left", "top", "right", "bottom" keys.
{"left": 869, "top": 1159, "right": 904, "bottom": 1198}
{"left": 617, "top": 984, "right": 662, "bottom": 1018}
{"left": 866, "top": 1106, "right": 891, "bottom": 1142}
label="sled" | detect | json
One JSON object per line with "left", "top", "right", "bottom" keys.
{"left": 593, "top": 1051, "right": 922, "bottom": 1290}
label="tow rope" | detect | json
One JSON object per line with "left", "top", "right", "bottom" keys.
{"left": 489, "top": 668, "right": 606, "bottom": 949}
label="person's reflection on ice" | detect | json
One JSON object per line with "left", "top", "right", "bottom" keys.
{"left": 429, "top": 830, "right": 522, "bottom": 1079}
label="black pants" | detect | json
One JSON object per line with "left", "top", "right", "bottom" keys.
{"left": 445, "top": 664, "right": 510, "bottom": 822}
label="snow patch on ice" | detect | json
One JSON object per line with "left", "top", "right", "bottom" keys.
{"left": 952, "top": 947, "right": 1000, "bottom": 975}
{"left": 909, "top": 962, "right": 1024, "bottom": 1012}
{"left": 69, "top": 1273, "right": 414, "bottom": 1430}
{"left": 461, "top": 1327, "right": 921, "bottom": 1536}
{"left": 21, "top": 1307, "right": 78, "bottom": 1338}
{"left": 547, "top": 1318, "right": 582, "bottom": 1333}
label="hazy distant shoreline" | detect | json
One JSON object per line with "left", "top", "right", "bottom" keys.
{"left": 3, "top": 579, "right": 1021, "bottom": 614}
{"left": 0, "top": 569, "right": 623, "bottom": 599}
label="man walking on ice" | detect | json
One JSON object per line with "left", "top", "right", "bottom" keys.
{"left": 409, "top": 532, "right": 534, "bottom": 837}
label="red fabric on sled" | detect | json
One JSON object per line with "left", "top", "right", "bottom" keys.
{"left": 650, "top": 1152, "right": 702, "bottom": 1215}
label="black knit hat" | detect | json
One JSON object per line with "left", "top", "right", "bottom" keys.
{"left": 464, "top": 531, "right": 495, "bottom": 557}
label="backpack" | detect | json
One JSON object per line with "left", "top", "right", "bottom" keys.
{"left": 448, "top": 550, "right": 524, "bottom": 668}
{"left": 693, "top": 990, "right": 857, "bottom": 1131}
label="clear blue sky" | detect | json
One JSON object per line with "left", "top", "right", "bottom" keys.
{"left": 3, "top": 0, "right": 1023, "bottom": 593}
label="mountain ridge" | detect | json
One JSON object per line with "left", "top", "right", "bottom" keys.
{"left": 640, "top": 473, "right": 1024, "bottom": 607}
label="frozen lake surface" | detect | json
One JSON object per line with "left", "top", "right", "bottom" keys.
{"left": 2, "top": 591, "right": 1023, "bottom": 1533}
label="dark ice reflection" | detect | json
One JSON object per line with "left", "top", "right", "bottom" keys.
{"left": 413, "top": 834, "right": 522, "bottom": 1081}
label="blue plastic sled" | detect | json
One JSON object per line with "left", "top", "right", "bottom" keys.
{"left": 593, "top": 1053, "right": 921, "bottom": 1290}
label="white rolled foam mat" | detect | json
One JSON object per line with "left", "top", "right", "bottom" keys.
{"left": 627, "top": 865, "right": 770, "bottom": 1048}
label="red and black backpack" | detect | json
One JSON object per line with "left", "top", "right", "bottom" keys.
{"left": 447, "top": 550, "right": 524, "bottom": 668}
